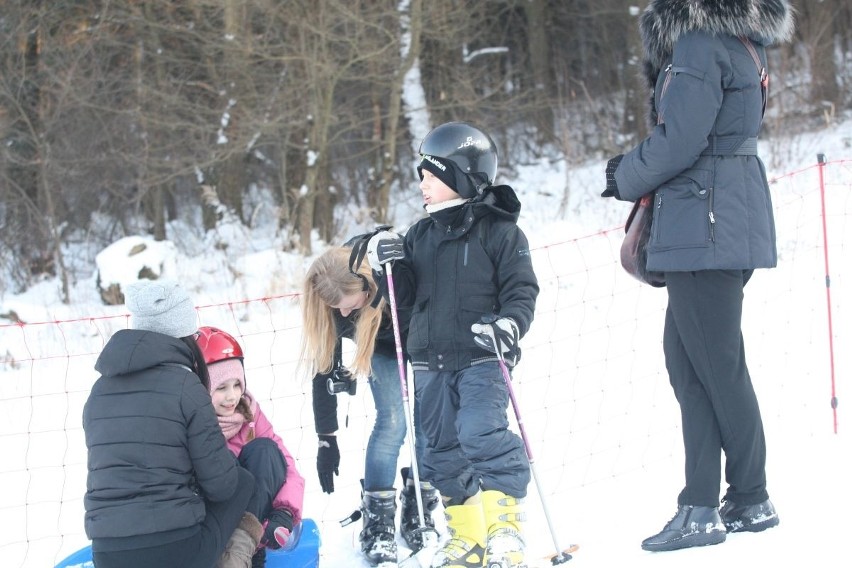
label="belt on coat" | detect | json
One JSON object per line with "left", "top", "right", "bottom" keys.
{"left": 700, "top": 136, "right": 758, "bottom": 156}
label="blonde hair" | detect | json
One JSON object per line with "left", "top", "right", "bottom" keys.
{"left": 300, "top": 246, "right": 385, "bottom": 378}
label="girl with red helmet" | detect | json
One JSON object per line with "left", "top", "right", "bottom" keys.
{"left": 196, "top": 326, "right": 305, "bottom": 568}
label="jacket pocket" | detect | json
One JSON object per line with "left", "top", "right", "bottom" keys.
{"left": 650, "top": 169, "right": 712, "bottom": 251}
{"left": 459, "top": 296, "right": 497, "bottom": 348}
{"left": 407, "top": 298, "right": 430, "bottom": 350}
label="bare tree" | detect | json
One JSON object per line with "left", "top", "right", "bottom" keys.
{"left": 797, "top": 0, "right": 841, "bottom": 123}
{"left": 0, "top": 0, "right": 848, "bottom": 295}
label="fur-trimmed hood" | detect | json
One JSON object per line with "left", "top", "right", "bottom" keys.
{"left": 640, "top": 0, "right": 795, "bottom": 84}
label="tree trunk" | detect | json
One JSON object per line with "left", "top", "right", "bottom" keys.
{"left": 800, "top": 1, "right": 840, "bottom": 120}
{"left": 524, "top": 0, "right": 554, "bottom": 140}
{"left": 623, "top": 6, "right": 649, "bottom": 141}
{"left": 373, "top": 0, "right": 422, "bottom": 225}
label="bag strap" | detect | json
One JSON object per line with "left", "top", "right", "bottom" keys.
{"left": 738, "top": 36, "right": 769, "bottom": 118}
{"left": 345, "top": 224, "right": 392, "bottom": 274}
{"left": 624, "top": 193, "right": 654, "bottom": 234}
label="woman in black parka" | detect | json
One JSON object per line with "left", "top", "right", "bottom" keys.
{"left": 601, "top": 0, "right": 795, "bottom": 553}
{"left": 83, "top": 279, "right": 262, "bottom": 568}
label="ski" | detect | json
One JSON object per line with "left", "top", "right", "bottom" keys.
{"left": 480, "top": 543, "right": 580, "bottom": 568}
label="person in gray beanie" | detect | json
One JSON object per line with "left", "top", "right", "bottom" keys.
{"left": 125, "top": 278, "right": 199, "bottom": 339}
{"left": 83, "top": 278, "right": 263, "bottom": 568}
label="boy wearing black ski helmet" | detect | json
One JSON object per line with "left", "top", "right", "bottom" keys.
{"left": 368, "top": 121, "right": 539, "bottom": 568}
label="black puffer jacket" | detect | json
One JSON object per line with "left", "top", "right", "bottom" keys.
{"left": 83, "top": 329, "right": 238, "bottom": 540}
{"left": 391, "top": 184, "right": 539, "bottom": 372}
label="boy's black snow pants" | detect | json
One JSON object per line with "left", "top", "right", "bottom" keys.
{"left": 415, "top": 362, "right": 530, "bottom": 501}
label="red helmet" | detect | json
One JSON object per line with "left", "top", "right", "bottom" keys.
{"left": 196, "top": 326, "right": 244, "bottom": 365}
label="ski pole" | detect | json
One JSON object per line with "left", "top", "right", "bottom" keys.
{"left": 486, "top": 327, "right": 577, "bottom": 565}
{"left": 384, "top": 262, "right": 437, "bottom": 546}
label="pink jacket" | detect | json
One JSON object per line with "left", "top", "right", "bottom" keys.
{"left": 224, "top": 393, "right": 305, "bottom": 526}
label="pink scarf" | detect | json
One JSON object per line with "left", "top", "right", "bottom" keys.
{"left": 218, "top": 412, "right": 247, "bottom": 440}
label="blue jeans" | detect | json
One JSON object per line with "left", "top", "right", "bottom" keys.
{"left": 363, "top": 352, "right": 425, "bottom": 491}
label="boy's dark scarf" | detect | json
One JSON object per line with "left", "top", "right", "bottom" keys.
{"left": 428, "top": 202, "right": 468, "bottom": 230}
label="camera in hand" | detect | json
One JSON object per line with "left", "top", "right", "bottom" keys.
{"left": 326, "top": 367, "right": 357, "bottom": 396}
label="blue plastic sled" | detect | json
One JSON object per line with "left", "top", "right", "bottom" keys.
{"left": 55, "top": 518, "right": 321, "bottom": 568}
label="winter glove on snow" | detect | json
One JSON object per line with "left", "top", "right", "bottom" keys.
{"left": 471, "top": 315, "right": 521, "bottom": 367}
{"left": 366, "top": 230, "right": 404, "bottom": 273}
{"left": 316, "top": 434, "right": 340, "bottom": 494}
{"left": 264, "top": 508, "right": 295, "bottom": 549}
{"left": 601, "top": 154, "right": 624, "bottom": 199}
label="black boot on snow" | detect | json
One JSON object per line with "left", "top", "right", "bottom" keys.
{"left": 399, "top": 467, "right": 439, "bottom": 551}
{"left": 641, "top": 505, "right": 726, "bottom": 552}
{"left": 360, "top": 488, "right": 398, "bottom": 566}
{"left": 720, "top": 498, "right": 779, "bottom": 533}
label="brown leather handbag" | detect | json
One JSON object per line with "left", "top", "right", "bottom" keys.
{"left": 620, "top": 193, "right": 666, "bottom": 287}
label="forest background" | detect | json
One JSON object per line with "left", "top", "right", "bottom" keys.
{"left": 1, "top": 0, "right": 850, "bottom": 300}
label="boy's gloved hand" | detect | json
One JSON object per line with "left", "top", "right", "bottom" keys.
{"left": 264, "top": 508, "right": 294, "bottom": 549}
{"left": 471, "top": 315, "right": 521, "bottom": 367}
{"left": 316, "top": 434, "right": 340, "bottom": 493}
{"left": 601, "top": 154, "right": 624, "bottom": 199}
{"left": 367, "top": 230, "right": 404, "bottom": 272}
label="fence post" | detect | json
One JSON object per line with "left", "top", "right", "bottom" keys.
{"left": 816, "top": 153, "right": 838, "bottom": 433}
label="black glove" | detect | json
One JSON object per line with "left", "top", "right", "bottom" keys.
{"left": 263, "top": 508, "right": 294, "bottom": 549}
{"left": 367, "top": 230, "right": 404, "bottom": 272}
{"left": 471, "top": 315, "right": 521, "bottom": 367}
{"left": 601, "top": 154, "right": 624, "bottom": 199}
{"left": 316, "top": 434, "right": 340, "bottom": 493}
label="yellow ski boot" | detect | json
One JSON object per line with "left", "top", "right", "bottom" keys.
{"left": 431, "top": 493, "right": 487, "bottom": 567}
{"left": 481, "top": 490, "right": 525, "bottom": 568}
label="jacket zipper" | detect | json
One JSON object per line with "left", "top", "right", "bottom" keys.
{"left": 657, "top": 64, "right": 673, "bottom": 124}
{"left": 708, "top": 190, "right": 716, "bottom": 242}
{"left": 654, "top": 192, "right": 663, "bottom": 240}
{"left": 463, "top": 234, "right": 470, "bottom": 266}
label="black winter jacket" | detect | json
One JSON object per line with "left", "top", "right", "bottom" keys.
{"left": 83, "top": 329, "right": 239, "bottom": 541}
{"left": 391, "top": 185, "right": 539, "bottom": 372}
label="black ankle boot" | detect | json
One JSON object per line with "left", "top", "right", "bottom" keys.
{"left": 720, "top": 498, "right": 779, "bottom": 533}
{"left": 641, "top": 505, "right": 726, "bottom": 552}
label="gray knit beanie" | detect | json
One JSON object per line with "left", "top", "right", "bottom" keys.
{"left": 124, "top": 279, "right": 198, "bottom": 338}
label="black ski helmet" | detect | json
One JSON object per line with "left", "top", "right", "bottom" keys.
{"left": 418, "top": 121, "right": 498, "bottom": 198}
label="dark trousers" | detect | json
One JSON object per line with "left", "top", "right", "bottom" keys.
{"left": 93, "top": 466, "right": 255, "bottom": 568}
{"left": 416, "top": 362, "right": 530, "bottom": 501}
{"left": 238, "top": 437, "right": 287, "bottom": 522}
{"left": 664, "top": 269, "right": 769, "bottom": 507}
